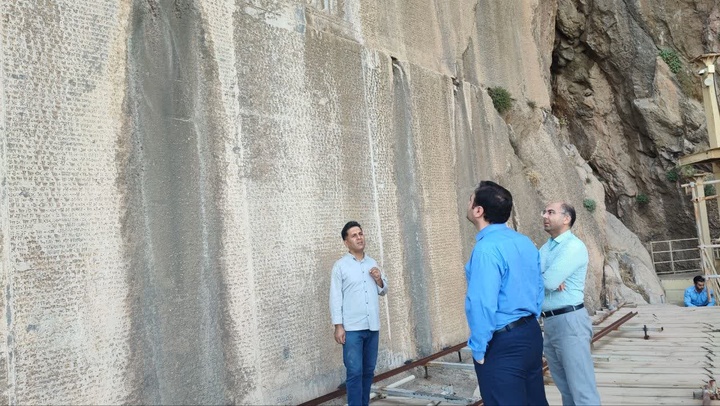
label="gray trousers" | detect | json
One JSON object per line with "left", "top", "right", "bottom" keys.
{"left": 543, "top": 308, "right": 601, "bottom": 405}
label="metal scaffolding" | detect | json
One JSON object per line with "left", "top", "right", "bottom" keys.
{"left": 677, "top": 53, "right": 720, "bottom": 301}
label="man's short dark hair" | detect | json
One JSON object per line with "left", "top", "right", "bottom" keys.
{"left": 341, "top": 221, "right": 362, "bottom": 240}
{"left": 472, "top": 181, "right": 513, "bottom": 224}
{"left": 694, "top": 275, "right": 706, "bottom": 284}
{"left": 560, "top": 202, "right": 577, "bottom": 227}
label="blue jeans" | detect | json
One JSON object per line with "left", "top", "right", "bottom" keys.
{"left": 473, "top": 317, "right": 548, "bottom": 406}
{"left": 543, "top": 308, "right": 601, "bottom": 405}
{"left": 343, "top": 330, "right": 379, "bottom": 406}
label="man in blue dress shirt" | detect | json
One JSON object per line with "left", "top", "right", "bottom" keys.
{"left": 684, "top": 275, "right": 715, "bottom": 307}
{"left": 329, "top": 221, "right": 388, "bottom": 406}
{"left": 540, "top": 201, "right": 600, "bottom": 405}
{"left": 464, "top": 181, "right": 547, "bottom": 406}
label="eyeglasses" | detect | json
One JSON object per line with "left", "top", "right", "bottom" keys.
{"left": 541, "top": 209, "right": 567, "bottom": 216}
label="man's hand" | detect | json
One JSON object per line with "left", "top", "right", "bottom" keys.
{"left": 370, "top": 267, "right": 383, "bottom": 287}
{"left": 557, "top": 282, "right": 566, "bottom": 291}
{"left": 474, "top": 358, "right": 484, "bottom": 365}
{"left": 334, "top": 325, "right": 346, "bottom": 345}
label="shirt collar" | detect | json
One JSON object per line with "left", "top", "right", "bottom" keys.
{"left": 549, "top": 229, "right": 573, "bottom": 245}
{"left": 344, "top": 252, "right": 366, "bottom": 262}
{"left": 476, "top": 223, "right": 508, "bottom": 241}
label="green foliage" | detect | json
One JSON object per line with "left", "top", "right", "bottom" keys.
{"left": 583, "top": 198, "right": 597, "bottom": 213}
{"left": 705, "top": 184, "right": 716, "bottom": 196}
{"left": 636, "top": 194, "right": 650, "bottom": 205}
{"left": 679, "top": 165, "right": 697, "bottom": 178}
{"left": 488, "top": 87, "right": 513, "bottom": 114}
{"left": 659, "top": 49, "right": 682, "bottom": 74}
{"left": 666, "top": 168, "right": 679, "bottom": 182}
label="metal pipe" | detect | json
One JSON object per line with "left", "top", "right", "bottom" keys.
{"left": 301, "top": 312, "right": 638, "bottom": 405}
{"left": 591, "top": 311, "right": 638, "bottom": 342}
{"left": 369, "top": 375, "right": 416, "bottom": 400}
{"left": 298, "top": 342, "right": 468, "bottom": 405}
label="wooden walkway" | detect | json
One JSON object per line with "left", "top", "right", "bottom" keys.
{"left": 545, "top": 304, "right": 719, "bottom": 405}
{"left": 368, "top": 304, "right": 719, "bottom": 405}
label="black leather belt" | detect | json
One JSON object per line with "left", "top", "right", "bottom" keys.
{"left": 541, "top": 303, "right": 584, "bottom": 318}
{"left": 494, "top": 315, "right": 535, "bottom": 335}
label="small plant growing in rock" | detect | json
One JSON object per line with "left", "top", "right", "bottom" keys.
{"left": 666, "top": 168, "right": 679, "bottom": 182}
{"left": 525, "top": 169, "right": 540, "bottom": 187}
{"left": 636, "top": 194, "right": 650, "bottom": 205}
{"left": 705, "top": 184, "right": 716, "bottom": 196}
{"left": 488, "top": 86, "right": 513, "bottom": 114}
{"left": 558, "top": 116, "right": 568, "bottom": 127}
{"left": 659, "top": 49, "right": 682, "bottom": 74}
{"left": 679, "top": 165, "right": 696, "bottom": 178}
{"left": 583, "top": 198, "right": 596, "bottom": 213}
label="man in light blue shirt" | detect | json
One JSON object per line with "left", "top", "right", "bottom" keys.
{"left": 540, "top": 201, "right": 600, "bottom": 405}
{"left": 464, "top": 181, "right": 547, "bottom": 406}
{"left": 684, "top": 275, "right": 715, "bottom": 307}
{"left": 329, "top": 221, "right": 387, "bottom": 406}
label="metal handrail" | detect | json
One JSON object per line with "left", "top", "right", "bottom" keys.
{"left": 650, "top": 238, "right": 702, "bottom": 275}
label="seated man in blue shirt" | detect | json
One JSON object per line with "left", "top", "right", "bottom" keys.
{"left": 540, "top": 201, "right": 600, "bottom": 406}
{"left": 464, "top": 181, "right": 547, "bottom": 406}
{"left": 329, "top": 221, "right": 388, "bottom": 406}
{"left": 684, "top": 275, "right": 715, "bottom": 307}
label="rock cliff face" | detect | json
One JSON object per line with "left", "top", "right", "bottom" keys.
{"left": 551, "top": 0, "right": 717, "bottom": 243}
{"left": 0, "top": 0, "right": 713, "bottom": 404}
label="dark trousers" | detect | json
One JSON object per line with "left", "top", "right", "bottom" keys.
{"left": 343, "top": 330, "right": 379, "bottom": 406}
{"left": 473, "top": 317, "right": 548, "bottom": 406}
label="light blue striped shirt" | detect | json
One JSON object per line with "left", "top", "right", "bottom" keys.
{"left": 540, "top": 230, "right": 587, "bottom": 311}
{"left": 329, "top": 253, "right": 388, "bottom": 331}
{"left": 464, "top": 224, "right": 544, "bottom": 361}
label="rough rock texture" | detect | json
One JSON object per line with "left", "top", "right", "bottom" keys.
{"left": 0, "top": 0, "right": 712, "bottom": 404}
{"left": 552, "top": 0, "right": 717, "bottom": 242}
{"left": 604, "top": 213, "right": 666, "bottom": 305}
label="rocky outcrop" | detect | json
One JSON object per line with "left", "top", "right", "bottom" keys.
{"left": 551, "top": 0, "right": 716, "bottom": 243}
{"left": 604, "top": 212, "right": 666, "bottom": 305}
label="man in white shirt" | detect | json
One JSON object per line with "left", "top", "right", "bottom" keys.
{"left": 329, "top": 221, "right": 388, "bottom": 406}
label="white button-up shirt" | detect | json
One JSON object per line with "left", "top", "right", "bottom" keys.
{"left": 329, "top": 253, "right": 388, "bottom": 331}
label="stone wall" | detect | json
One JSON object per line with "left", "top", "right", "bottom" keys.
{"left": 0, "top": 0, "right": 693, "bottom": 404}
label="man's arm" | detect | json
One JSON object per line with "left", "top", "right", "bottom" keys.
{"left": 535, "top": 250, "right": 544, "bottom": 314}
{"left": 709, "top": 289, "right": 715, "bottom": 306}
{"left": 542, "top": 240, "right": 587, "bottom": 291}
{"left": 370, "top": 266, "right": 388, "bottom": 296}
{"left": 329, "top": 263, "right": 344, "bottom": 325}
{"left": 684, "top": 287, "right": 696, "bottom": 307}
{"left": 330, "top": 263, "right": 346, "bottom": 344}
{"left": 466, "top": 247, "right": 503, "bottom": 363}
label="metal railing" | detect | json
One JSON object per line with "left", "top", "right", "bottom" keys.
{"left": 650, "top": 238, "right": 702, "bottom": 275}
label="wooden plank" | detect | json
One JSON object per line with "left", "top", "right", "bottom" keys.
{"left": 590, "top": 355, "right": 714, "bottom": 362}
{"left": 595, "top": 347, "right": 712, "bottom": 358}
{"left": 595, "top": 370, "right": 710, "bottom": 388}
{"left": 592, "top": 365, "right": 720, "bottom": 375}
{"left": 547, "top": 394, "right": 716, "bottom": 405}
{"left": 593, "top": 339, "right": 716, "bottom": 346}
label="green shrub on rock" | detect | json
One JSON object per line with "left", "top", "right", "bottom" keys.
{"left": 488, "top": 87, "right": 513, "bottom": 114}
{"left": 583, "top": 198, "right": 596, "bottom": 213}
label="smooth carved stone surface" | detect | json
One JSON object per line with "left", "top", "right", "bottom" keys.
{"left": 0, "top": 0, "right": 704, "bottom": 404}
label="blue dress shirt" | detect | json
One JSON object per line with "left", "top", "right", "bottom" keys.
{"left": 539, "top": 230, "right": 588, "bottom": 311}
{"left": 330, "top": 253, "right": 388, "bottom": 331}
{"left": 684, "top": 286, "right": 715, "bottom": 307}
{"left": 464, "top": 224, "right": 544, "bottom": 361}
